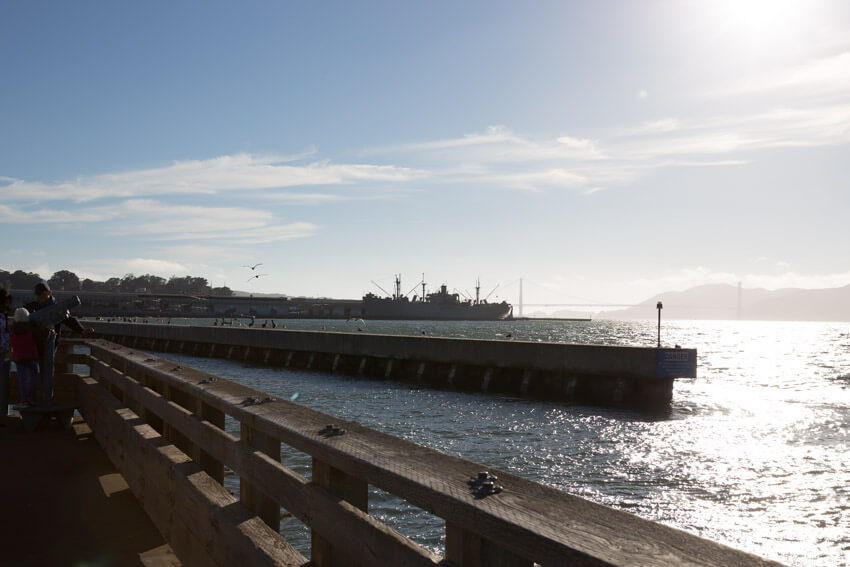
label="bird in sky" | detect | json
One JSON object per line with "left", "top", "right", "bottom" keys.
{"left": 243, "top": 263, "right": 263, "bottom": 270}
{"left": 246, "top": 274, "right": 269, "bottom": 282}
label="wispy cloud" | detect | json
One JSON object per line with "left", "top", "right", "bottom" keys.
{"left": 2, "top": 198, "right": 320, "bottom": 245}
{"left": 0, "top": 153, "right": 427, "bottom": 204}
{"left": 384, "top": 125, "right": 525, "bottom": 152}
{"left": 362, "top": 93, "right": 850, "bottom": 193}
{"left": 0, "top": 203, "right": 114, "bottom": 223}
{"left": 363, "top": 126, "right": 606, "bottom": 192}
{"left": 363, "top": 50, "right": 850, "bottom": 192}
{"left": 713, "top": 49, "right": 850, "bottom": 100}
{"left": 490, "top": 168, "right": 588, "bottom": 192}
{"left": 72, "top": 258, "right": 193, "bottom": 282}
{"left": 376, "top": 126, "right": 606, "bottom": 163}
{"left": 103, "top": 199, "right": 320, "bottom": 244}
{"left": 611, "top": 103, "right": 850, "bottom": 161}
{"left": 117, "top": 258, "right": 192, "bottom": 276}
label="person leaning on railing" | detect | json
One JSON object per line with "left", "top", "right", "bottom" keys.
{"left": 9, "top": 308, "right": 39, "bottom": 408}
{"left": 0, "top": 289, "right": 11, "bottom": 425}
{"left": 25, "top": 282, "right": 93, "bottom": 407}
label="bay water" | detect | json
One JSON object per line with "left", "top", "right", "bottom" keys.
{"left": 132, "top": 318, "right": 850, "bottom": 566}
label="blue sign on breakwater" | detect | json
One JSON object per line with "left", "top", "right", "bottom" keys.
{"left": 656, "top": 348, "right": 697, "bottom": 378}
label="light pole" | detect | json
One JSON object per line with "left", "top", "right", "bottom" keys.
{"left": 656, "top": 301, "right": 663, "bottom": 347}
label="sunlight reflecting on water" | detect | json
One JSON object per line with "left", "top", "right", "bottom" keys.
{"left": 148, "top": 319, "right": 849, "bottom": 566}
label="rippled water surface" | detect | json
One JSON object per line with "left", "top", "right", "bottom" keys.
{"left": 139, "top": 319, "right": 850, "bottom": 566}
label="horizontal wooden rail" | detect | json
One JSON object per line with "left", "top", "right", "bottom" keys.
{"left": 66, "top": 339, "right": 782, "bottom": 567}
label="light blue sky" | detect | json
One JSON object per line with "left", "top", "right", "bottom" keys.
{"left": 2, "top": 1, "right": 849, "bottom": 310}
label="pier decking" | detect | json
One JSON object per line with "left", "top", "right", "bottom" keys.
{"left": 0, "top": 413, "right": 177, "bottom": 566}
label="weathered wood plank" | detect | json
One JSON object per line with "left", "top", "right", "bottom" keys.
{"left": 198, "top": 400, "right": 226, "bottom": 483}
{"left": 446, "top": 522, "right": 533, "bottom": 567}
{"left": 311, "top": 457, "right": 369, "bottom": 567}
{"left": 241, "top": 423, "right": 282, "bottom": 531}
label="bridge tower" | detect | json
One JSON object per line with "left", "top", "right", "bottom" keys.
{"left": 519, "top": 278, "right": 523, "bottom": 318}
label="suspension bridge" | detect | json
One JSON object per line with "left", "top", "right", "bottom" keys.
{"left": 496, "top": 278, "right": 638, "bottom": 317}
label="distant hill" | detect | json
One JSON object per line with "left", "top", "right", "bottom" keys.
{"left": 597, "top": 283, "right": 850, "bottom": 321}
{"left": 550, "top": 308, "right": 596, "bottom": 319}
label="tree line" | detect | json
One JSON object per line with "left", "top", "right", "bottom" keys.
{"left": 0, "top": 268, "right": 234, "bottom": 296}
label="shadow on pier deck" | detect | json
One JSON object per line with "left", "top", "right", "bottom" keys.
{"left": 0, "top": 414, "right": 178, "bottom": 566}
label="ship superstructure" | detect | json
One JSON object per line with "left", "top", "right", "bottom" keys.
{"left": 362, "top": 275, "right": 512, "bottom": 320}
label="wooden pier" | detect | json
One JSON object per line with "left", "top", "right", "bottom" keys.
{"left": 1, "top": 337, "right": 784, "bottom": 566}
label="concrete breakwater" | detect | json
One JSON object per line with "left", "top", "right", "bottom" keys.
{"left": 87, "top": 321, "right": 697, "bottom": 409}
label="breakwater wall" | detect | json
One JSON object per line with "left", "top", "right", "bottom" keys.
{"left": 87, "top": 321, "right": 697, "bottom": 409}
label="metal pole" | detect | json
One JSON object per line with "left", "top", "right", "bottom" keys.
{"left": 656, "top": 301, "right": 663, "bottom": 347}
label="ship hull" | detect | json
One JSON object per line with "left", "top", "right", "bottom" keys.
{"left": 363, "top": 298, "right": 512, "bottom": 321}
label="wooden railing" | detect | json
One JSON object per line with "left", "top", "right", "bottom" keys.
{"left": 57, "top": 339, "right": 784, "bottom": 567}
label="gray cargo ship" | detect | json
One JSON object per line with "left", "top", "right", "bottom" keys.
{"left": 362, "top": 275, "right": 512, "bottom": 320}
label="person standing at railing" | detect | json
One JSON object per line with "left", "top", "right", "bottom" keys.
{"left": 9, "top": 308, "right": 39, "bottom": 408}
{"left": 26, "top": 282, "right": 93, "bottom": 407}
{"left": 0, "top": 289, "right": 12, "bottom": 425}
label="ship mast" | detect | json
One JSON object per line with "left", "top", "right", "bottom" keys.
{"left": 421, "top": 273, "right": 426, "bottom": 302}
{"left": 475, "top": 277, "right": 480, "bottom": 305}
{"left": 394, "top": 274, "right": 402, "bottom": 300}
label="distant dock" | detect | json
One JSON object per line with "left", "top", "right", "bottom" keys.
{"left": 510, "top": 316, "right": 592, "bottom": 321}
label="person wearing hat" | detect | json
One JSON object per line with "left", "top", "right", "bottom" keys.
{"left": 28, "top": 282, "right": 93, "bottom": 406}
{"left": 9, "top": 307, "right": 39, "bottom": 408}
{"left": 0, "top": 289, "right": 12, "bottom": 423}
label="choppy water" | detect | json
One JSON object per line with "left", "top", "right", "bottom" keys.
{"left": 128, "top": 318, "right": 850, "bottom": 566}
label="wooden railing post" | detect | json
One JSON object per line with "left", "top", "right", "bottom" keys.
{"left": 445, "top": 522, "right": 533, "bottom": 567}
{"left": 240, "top": 424, "right": 281, "bottom": 531}
{"left": 197, "top": 400, "right": 225, "bottom": 484}
{"left": 311, "top": 458, "right": 368, "bottom": 567}
{"left": 55, "top": 341, "right": 76, "bottom": 374}
{"left": 163, "top": 386, "right": 193, "bottom": 461}
{"left": 136, "top": 369, "right": 164, "bottom": 434}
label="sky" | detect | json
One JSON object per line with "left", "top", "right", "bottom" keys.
{"left": 2, "top": 0, "right": 849, "bottom": 312}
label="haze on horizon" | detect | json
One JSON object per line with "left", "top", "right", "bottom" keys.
{"left": 2, "top": 1, "right": 849, "bottom": 310}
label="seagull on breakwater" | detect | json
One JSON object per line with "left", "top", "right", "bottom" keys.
{"left": 243, "top": 263, "right": 263, "bottom": 270}
{"left": 246, "top": 274, "right": 269, "bottom": 282}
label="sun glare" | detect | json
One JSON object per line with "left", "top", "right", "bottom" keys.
{"left": 717, "top": 0, "right": 813, "bottom": 47}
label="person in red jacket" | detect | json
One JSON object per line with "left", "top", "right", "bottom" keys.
{"left": 9, "top": 308, "right": 39, "bottom": 407}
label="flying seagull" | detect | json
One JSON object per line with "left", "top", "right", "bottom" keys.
{"left": 243, "top": 263, "right": 263, "bottom": 270}
{"left": 246, "top": 274, "right": 269, "bottom": 282}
